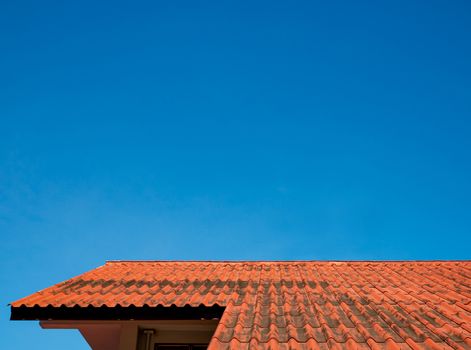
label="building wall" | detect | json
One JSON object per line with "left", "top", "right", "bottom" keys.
{"left": 40, "top": 320, "right": 218, "bottom": 350}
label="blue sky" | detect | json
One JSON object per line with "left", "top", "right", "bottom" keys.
{"left": 1, "top": 0, "right": 470, "bottom": 348}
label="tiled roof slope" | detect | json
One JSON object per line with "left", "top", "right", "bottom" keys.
{"left": 11, "top": 261, "right": 471, "bottom": 349}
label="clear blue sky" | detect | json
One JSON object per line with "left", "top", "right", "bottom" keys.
{"left": 1, "top": 0, "right": 470, "bottom": 348}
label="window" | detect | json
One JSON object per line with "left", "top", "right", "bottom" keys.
{"left": 136, "top": 318, "right": 221, "bottom": 350}
{"left": 155, "top": 344, "right": 208, "bottom": 350}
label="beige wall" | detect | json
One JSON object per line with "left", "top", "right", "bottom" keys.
{"left": 40, "top": 320, "right": 218, "bottom": 350}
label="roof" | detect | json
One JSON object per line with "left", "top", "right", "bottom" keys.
{"left": 11, "top": 260, "right": 471, "bottom": 349}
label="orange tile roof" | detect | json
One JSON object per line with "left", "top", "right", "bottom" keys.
{"left": 11, "top": 261, "right": 471, "bottom": 349}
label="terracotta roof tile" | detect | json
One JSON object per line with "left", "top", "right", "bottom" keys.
{"left": 10, "top": 261, "right": 471, "bottom": 349}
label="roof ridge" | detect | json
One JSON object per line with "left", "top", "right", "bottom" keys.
{"left": 105, "top": 259, "right": 471, "bottom": 263}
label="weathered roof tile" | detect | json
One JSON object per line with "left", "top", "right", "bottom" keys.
{"left": 10, "top": 261, "right": 471, "bottom": 349}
